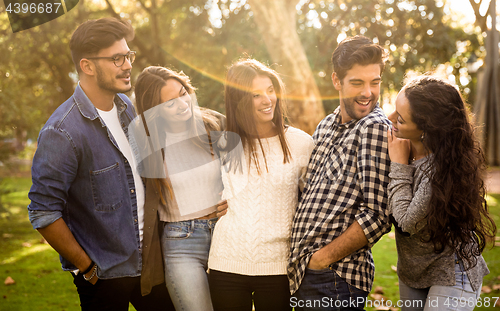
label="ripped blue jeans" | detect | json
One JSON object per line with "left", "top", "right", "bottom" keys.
{"left": 399, "top": 258, "right": 482, "bottom": 311}
{"left": 161, "top": 218, "right": 217, "bottom": 311}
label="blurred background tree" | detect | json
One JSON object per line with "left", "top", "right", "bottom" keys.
{"left": 0, "top": 0, "right": 491, "bottom": 161}
{"left": 467, "top": 0, "right": 500, "bottom": 165}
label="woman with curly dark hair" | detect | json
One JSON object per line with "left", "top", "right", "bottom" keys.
{"left": 386, "top": 76, "right": 496, "bottom": 311}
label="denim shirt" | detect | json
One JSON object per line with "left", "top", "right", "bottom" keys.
{"left": 28, "top": 84, "right": 143, "bottom": 279}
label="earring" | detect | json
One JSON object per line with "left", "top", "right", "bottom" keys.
{"left": 420, "top": 132, "right": 426, "bottom": 141}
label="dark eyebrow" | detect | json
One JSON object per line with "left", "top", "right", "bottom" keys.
{"left": 397, "top": 112, "right": 406, "bottom": 123}
{"left": 111, "top": 51, "right": 130, "bottom": 58}
{"left": 348, "top": 78, "right": 381, "bottom": 83}
{"left": 163, "top": 86, "right": 186, "bottom": 104}
{"left": 252, "top": 80, "right": 274, "bottom": 92}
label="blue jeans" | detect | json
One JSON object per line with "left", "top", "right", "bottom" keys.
{"left": 161, "top": 218, "right": 217, "bottom": 311}
{"left": 399, "top": 259, "right": 482, "bottom": 311}
{"left": 293, "top": 267, "right": 368, "bottom": 311}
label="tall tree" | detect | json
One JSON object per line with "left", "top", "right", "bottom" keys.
{"left": 468, "top": 0, "right": 500, "bottom": 165}
{"left": 468, "top": 0, "right": 490, "bottom": 32}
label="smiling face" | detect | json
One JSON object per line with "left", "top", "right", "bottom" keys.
{"left": 251, "top": 75, "right": 277, "bottom": 130}
{"left": 333, "top": 63, "right": 382, "bottom": 123}
{"left": 92, "top": 38, "right": 133, "bottom": 94}
{"left": 388, "top": 89, "right": 423, "bottom": 142}
{"left": 160, "top": 78, "right": 193, "bottom": 132}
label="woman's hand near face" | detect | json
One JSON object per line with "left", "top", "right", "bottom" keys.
{"left": 387, "top": 128, "right": 411, "bottom": 165}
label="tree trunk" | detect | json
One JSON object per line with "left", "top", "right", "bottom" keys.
{"left": 468, "top": 0, "right": 488, "bottom": 32}
{"left": 247, "top": 0, "right": 325, "bottom": 134}
{"left": 473, "top": 0, "right": 500, "bottom": 166}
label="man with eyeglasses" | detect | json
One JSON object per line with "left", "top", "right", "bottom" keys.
{"left": 28, "top": 18, "right": 174, "bottom": 310}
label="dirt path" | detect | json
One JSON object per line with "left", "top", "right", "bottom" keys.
{"left": 486, "top": 167, "right": 500, "bottom": 194}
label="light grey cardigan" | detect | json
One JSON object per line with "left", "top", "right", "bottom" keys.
{"left": 388, "top": 157, "right": 489, "bottom": 291}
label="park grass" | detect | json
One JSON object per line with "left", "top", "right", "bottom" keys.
{"left": 1, "top": 176, "right": 499, "bottom": 311}
{"left": 0, "top": 177, "right": 80, "bottom": 311}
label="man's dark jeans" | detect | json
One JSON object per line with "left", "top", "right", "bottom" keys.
{"left": 73, "top": 273, "right": 174, "bottom": 311}
{"left": 293, "top": 268, "right": 368, "bottom": 311}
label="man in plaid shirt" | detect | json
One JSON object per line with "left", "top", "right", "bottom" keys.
{"left": 288, "top": 36, "right": 392, "bottom": 310}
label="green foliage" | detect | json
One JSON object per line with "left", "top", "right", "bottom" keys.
{"left": 296, "top": 0, "right": 480, "bottom": 113}
{"left": 0, "top": 8, "right": 81, "bottom": 162}
{"left": 0, "top": 0, "right": 481, "bottom": 154}
{"left": 0, "top": 14, "right": 77, "bottom": 137}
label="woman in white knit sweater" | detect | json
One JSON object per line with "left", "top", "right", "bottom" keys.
{"left": 208, "top": 59, "right": 314, "bottom": 311}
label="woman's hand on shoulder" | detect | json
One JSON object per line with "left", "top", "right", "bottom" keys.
{"left": 387, "top": 128, "right": 411, "bottom": 165}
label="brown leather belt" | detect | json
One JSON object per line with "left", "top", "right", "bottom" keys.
{"left": 196, "top": 210, "right": 217, "bottom": 220}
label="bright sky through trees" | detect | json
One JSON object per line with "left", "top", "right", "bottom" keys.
{"left": 448, "top": 0, "right": 476, "bottom": 24}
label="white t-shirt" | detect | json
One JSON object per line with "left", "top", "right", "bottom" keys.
{"left": 158, "top": 130, "right": 223, "bottom": 221}
{"left": 96, "top": 104, "right": 145, "bottom": 244}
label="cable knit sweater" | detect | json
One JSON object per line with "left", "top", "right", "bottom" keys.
{"left": 208, "top": 127, "right": 314, "bottom": 276}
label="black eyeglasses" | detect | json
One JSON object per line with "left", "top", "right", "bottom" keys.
{"left": 85, "top": 51, "right": 136, "bottom": 67}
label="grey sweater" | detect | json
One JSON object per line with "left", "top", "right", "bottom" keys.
{"left": 388, "top": 157, "right": 489, "bottom": 290}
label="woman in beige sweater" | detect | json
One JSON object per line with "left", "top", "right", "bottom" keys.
{"left": 208, "top": 59, "right": 314, "bottom": 311}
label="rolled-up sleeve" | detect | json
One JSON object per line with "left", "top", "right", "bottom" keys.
{"left": 28, "top": 127, "right": 77, "bottom": 229}
{"left": 29, "top": 210, "right": 63, "bottom": 229}
{"left": 356, "top": 123, "right": 391, "bottom": 247}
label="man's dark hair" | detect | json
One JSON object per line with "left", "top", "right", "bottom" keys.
{"left": 331, "top": 35, "right": 388, "bottom": 82}
{"left": 70, "top": 17, "right": 134, "bottom": 73}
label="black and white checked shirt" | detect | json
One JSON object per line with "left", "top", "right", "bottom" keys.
{"left": 288, "top": 105, "right": 392, "bottom": 294}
